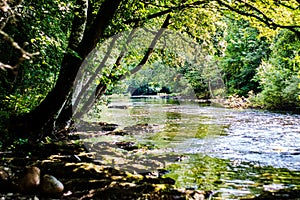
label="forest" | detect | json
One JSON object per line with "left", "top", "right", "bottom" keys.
{"left": 0, "top": 0, "right": 300, "bottom": 199}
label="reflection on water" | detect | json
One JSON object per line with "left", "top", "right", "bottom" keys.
{"left": 166, "top": 154, "right": 300, "bottom": 199}
{"left": 94, "top": 96, "right": 300, "bottom": 199}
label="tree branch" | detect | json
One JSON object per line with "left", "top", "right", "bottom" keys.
{"left": 276, "top": 1, "right": 299, "bottom": 10}
{"left": 124, "top": 0, "right": 208, "bottom": 24}
{"left": 11, "top": 0, "right": 123, "bottom": 136}
{"left": 68, "top": 0, "right": 88, "bottom": 50}
{"left": 73, "top": 35, "right": 119, "bottom": 114}
{"left": 78, "top": 0, "right": 123, "bottom": 58}
{"left": 0, "top": 0, "right": 10, "bottom": 12}
{"left": 73, "top": 23, "right": 140, "bottom": 113}
{"left": 216, "top": 0, "right": 300, "bottom": 37}
{"left": 129, "top": 14, "right": 172, "bottom": 75}
{"left": 74, "top": 15, "right": 172, "bottom": 118}
{"left": 0, "top": 30, "right": 39, "bottom": 72}
{"left": 73, "top": 26, "right": 139, "bottom": 118}
{"left": 0, "top": 0, "right": 39, "bottom": 72}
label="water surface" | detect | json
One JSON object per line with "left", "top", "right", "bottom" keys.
{"left": 88, "top": 96, "right": 300, "bottom": 199}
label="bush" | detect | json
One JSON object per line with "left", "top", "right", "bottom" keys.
{"left": 254, "top": 30, "right": 300, "bottom": 110}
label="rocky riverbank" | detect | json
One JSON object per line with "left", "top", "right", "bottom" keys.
{"left": 0, "top": 137, "right": 213, "bottom": 199}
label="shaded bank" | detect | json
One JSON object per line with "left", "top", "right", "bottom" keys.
{"left": 0, "top": 142, "right": 213, "bottom": 199}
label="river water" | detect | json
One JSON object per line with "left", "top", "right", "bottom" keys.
{"left": 86, "top": 96, "right": 300, "bottom": 199}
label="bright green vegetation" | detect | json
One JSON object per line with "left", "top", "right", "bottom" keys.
{"left": 0, "top": 0, "right": 300, "bottom": 141}
{"left": 219, "top": 19, "right": 270, "bottom": 97}
{"left": 1, "top": 2, "right": 300, "bottom": 199}
{"left": 254, "top": 29, "right": 300, "bottom": 110}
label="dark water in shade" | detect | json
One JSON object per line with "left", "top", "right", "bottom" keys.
{"left": 90, "top": 96, "right": 300, "bottom": 199}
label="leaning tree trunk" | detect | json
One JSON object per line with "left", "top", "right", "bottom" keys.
{"left": 74, "top": 15, "right": 172, "bottom": 119}
{"left": 10, "top": 0, "right": 123, "bottom": 141}
{"left": 53, "top": 0, "right": 88, "bottom": 132}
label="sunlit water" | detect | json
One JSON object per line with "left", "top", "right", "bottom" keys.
{"left": 87, "top": 96, "right": 300, "bottom": 199}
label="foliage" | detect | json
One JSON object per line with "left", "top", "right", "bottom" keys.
{"left": 219, "top": 19, "right": 270, "bottom": 97}
{"left": 218, "top": 0, "right": 300, "bottom": 39}
{"left": 254, "top": 30, "right": 300, "bottom": 110}
{"left": 111, "top": 60, "right": 193, "bottom": 97}
{"left": 0, "top": 0, "right": 73, "bottom": 115}
{"left": 1, "top": 0, "right": 300, "bottom": 140}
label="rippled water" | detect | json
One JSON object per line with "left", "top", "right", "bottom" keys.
{"left": 91, "top": 96, "right": 300, "bottom": 199}
{"left": 186, "top": 108, "right": 300, "bottom": 171}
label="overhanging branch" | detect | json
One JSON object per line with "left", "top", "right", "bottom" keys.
{"left": 124, "top": 0, "right": 208, "bottom": 24}
{"left": 74, "top": 15, "right": 172, "bottom": 118}
{"left": 0, "top": 30, "right": 39, "bottom": 72}
{"left": 216, "top": 0, "right": 300, "bottom": 37}
{"left": 129, "top": 15, "right": 172, "bottom": 75}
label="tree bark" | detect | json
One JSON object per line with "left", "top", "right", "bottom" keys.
{"left": 10, "top": 0, "right": 123, "bottom": 140}
{"left": 74, "top": 15, "right": 172, "bottom": 119}
{"left": 54, "top": 0, "right": 88, "bottom": 131}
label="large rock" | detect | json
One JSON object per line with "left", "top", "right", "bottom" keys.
{"left": 40, "top": 174, "right": 64, "bottom": 196}
{"left": 16, "top": 166, "right": 40, "bottom": 193}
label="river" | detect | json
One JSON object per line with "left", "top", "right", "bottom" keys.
{"left": 82, "top": 95, "right": 300, "bottom": 199}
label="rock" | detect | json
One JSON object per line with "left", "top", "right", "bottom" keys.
{"left": 108, "top": 105, "right": 130, "bottom": 109}
{"left": 123, "top": 123, "right": 164, "bottom": 135}
{"left": 0, "top": 168, "right": 9, "bottom": 181}
{"left": 107, "top": 130, "right": 128, "bottom": 136}
{"left": 16, "top": 166, "right": 40, "bottom": 193}
{"left": 40, "top": 174, "right": 64, "bottom": 196}
{"left": 175, "top": 155, "right": 189, "bottom": 162}
{"left": 98, "top": 122, "right": 118, "bottom": 131}
{"left": 157, "top": 169, "right": 170, "bottom": 176}
{"left": 115, "top": 141, "right": 138, "bottom": 151}
{"left": 0, "top": 167, "right": 13, "bottom": 192}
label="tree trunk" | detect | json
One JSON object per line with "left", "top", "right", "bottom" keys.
{"left": 74, "top": 15, "right": 172, "bottom": 119}
{"left": 10, "top": 0, "right": 123, "bottom": 141}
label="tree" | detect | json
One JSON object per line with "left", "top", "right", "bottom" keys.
{"left": 5, "top": 0, "right": 123, "bottom": 140}
{"left": 219, "top": 18, "right": 270, "bottom": 96}
{"left": 215, "top": 0, "right": 300, "bottom": 39}
{"left": 5, "top": 0, "right": 218, "bottom": 141}
{"left": 1, "top": 0, "right": 300, "bottom": 142}
{"left": 254, "top": 29, "right": 300, "bottom": 110}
